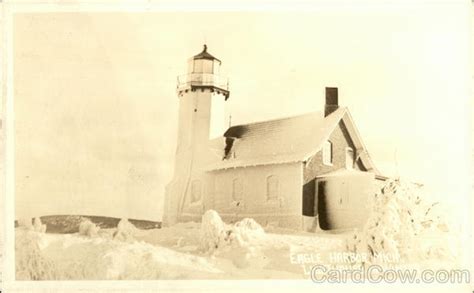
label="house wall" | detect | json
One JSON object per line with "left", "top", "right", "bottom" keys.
{"left": 207, "top": 162, "right": 304, "bottom": 229}
{"left": 302, "top": 119, "right": 366, "bottom": 217}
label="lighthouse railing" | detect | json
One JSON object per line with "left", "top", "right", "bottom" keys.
{"left": 177, "top": 73, "right": 229, "bottom": 90}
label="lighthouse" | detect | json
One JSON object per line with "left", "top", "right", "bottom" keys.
{"left": 175, "top": 44, "right": 229, "bottom": 154}
{"left": 163, "top": 45, "right": 383, "bottom": 230}
{"left": 164, "top": 45, "right": 230, "bottom": 225}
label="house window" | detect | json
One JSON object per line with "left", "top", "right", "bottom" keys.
{"left": 266, "top": 175, "right": 279, "bottom": 200}
{"left": 232, "top": 178, "right": 243, "bottom": 201}
{"left": 346, "top": 147, "right": 354, "bottom": 169}
{"left": 322, "top": 141, "right": 333, "bottom": 165}
{"left": 191, "top": 180, "right": 202, "bottom": 203}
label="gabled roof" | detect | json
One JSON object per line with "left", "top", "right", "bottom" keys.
{"left": 207, "top": 107, "right": 380, "bottom": 175}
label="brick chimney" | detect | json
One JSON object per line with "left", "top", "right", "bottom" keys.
{"left": 324, "top": 87, "right": 339, "bottom": 117}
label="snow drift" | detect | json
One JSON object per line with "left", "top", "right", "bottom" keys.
{"left": 16, "top": 220, "right": 221, "bottom": 280}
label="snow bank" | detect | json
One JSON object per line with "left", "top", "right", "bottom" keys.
{"left": 346, "top": 178, "right": 459, "bottom": 267}
{"left": 15, "top": 227, "right": 221, "bottom": 280}
{"left": 15, "top": 210, "right": 347, "bottom": 280}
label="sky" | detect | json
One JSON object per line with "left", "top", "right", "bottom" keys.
{"left": 13, "top": 3, "right": 472, "bottom": 222}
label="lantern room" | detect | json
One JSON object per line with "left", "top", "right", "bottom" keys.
{"left": 187, "top": 44, "right": 221, "bottom": 75}
{"left": 177, "top": 44, "right": 229, "bottom": 99}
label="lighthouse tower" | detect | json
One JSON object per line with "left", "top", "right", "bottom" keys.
{"left": 163, "top": 45, "right": 230, "bottom": 225}
{"left": 175, "top": 44, "right": 229, "bottom": 160}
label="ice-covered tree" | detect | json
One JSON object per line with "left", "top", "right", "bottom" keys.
{"left": 346, "top": 178, "right": 457, "bottom": 267}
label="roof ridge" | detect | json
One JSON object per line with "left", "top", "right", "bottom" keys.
{"left": 226, "top": 107, "right": 347, "bottom": 130}
{"left": 227, "top": 111, "right": 321, "bottom": 130}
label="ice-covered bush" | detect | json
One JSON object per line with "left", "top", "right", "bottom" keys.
{"left": 200, "top": 210, "right": 266, "bottom": 254}
{"left": 17, "top": 217, "right": 33, "bottom": 230}
{"left": 231, "top": 218, "right": 265, "bottom": 244}
{"left": 200, "top": 210, "right": 228, "bottom": 252}
{"left": 346, "top": 178, "right": 456, "bottom": 266}
{"left": 17, "top": 217, "right": 46, "bottom": 233}
{"left": 78, "top": 218, "right": 100, "bottom": 237}
{"left": 199, "top": 210, "right": 267, "bottom": 269}
{"left": 15, "top": 229, "right": 57, "bottom": 280}
{"left": 33, "top": 217, "right": 47, "bottom": 233}
{"left": 113, "top": 218, "right": 139, "bottom": 241}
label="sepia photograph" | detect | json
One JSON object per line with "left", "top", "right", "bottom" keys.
{"left": 1, "top": 0, "right": 473, "bottom": 292}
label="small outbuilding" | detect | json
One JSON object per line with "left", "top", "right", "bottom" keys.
{"left": 315, "top": 169, "right": 375, "bottom": 230}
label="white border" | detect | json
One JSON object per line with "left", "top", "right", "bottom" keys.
{"left": 1, "top": 1, "right": 472, "bottom": 292}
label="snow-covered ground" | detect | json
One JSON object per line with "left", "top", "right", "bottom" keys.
{"left": 15, "top": 216, "right": 347, "bottom": 280}
{"left": 15, "top": 180, "right": 462, "bottom": 280}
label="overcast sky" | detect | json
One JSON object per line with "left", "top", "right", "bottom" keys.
{"left": 13, "top": 3, "right": 471, "bottom": 221}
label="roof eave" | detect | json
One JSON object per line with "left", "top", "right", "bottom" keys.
{"left": 206, "top": 159, "right": 304, "bottom": 172}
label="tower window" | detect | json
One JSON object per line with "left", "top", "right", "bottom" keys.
{"left": 266, "top": 175, "right": 279, "bottom": 200}
{"left": 322, "top": 141, "right": 333, "bottom": 165}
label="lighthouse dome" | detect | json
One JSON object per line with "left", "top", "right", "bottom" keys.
{"left": 187, "top": 44, "right": 221, "bottom": 75}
